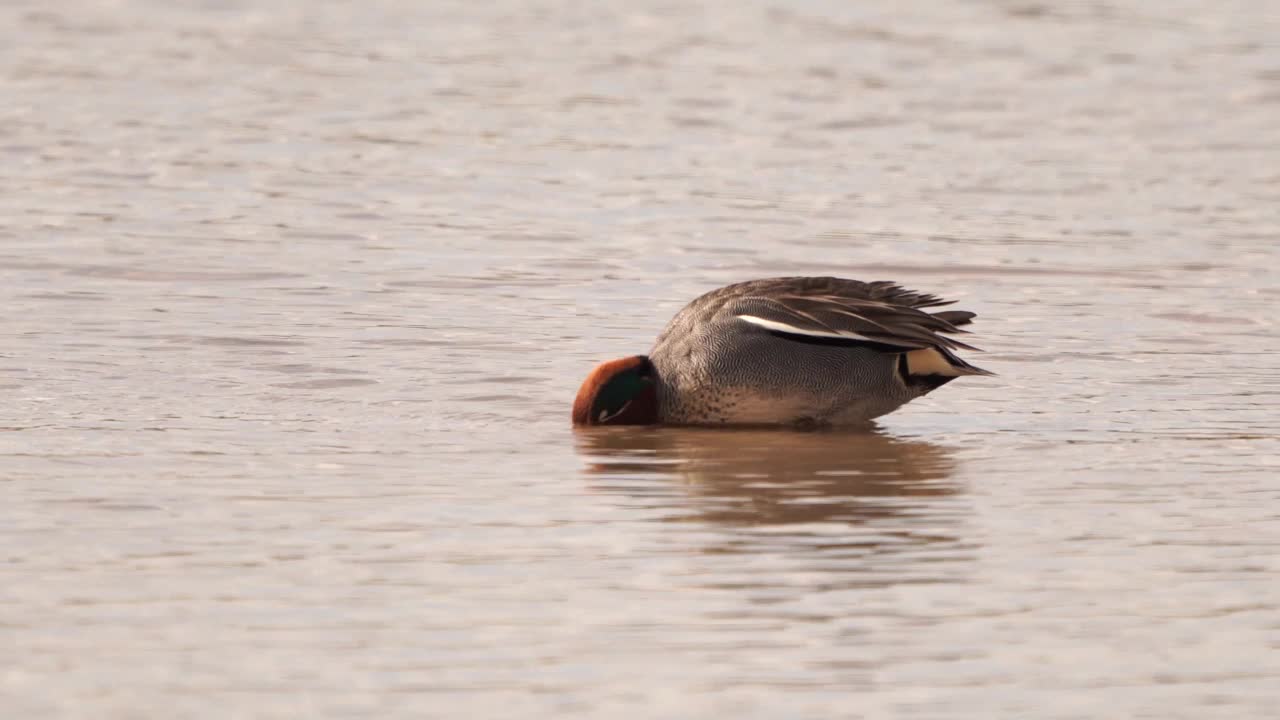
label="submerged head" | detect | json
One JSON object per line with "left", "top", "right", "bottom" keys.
{"left": 572, "top": 355, "right": 658, "bottom": 426}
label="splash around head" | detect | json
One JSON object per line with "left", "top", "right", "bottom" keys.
{"left": 572, "top": 356, "right": 659, "bottom": 426}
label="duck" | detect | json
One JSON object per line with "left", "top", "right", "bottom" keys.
{"left": 572, "top": 276, "right": 992, "bottom": 427}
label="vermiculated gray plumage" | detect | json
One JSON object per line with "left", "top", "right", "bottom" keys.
{"left": 647, "top": 276, "right": 991, "bottom": 426}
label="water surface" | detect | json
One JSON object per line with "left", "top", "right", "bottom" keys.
{"left": 3, "top": 1, "right": 1279, "bottom": 717}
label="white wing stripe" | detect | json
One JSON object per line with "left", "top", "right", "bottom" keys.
{"left": 736, "top": 314, "right": 876, "bottom": 343}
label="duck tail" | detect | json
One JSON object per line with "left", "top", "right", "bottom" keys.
{"left": 903, "top": 346, "right": 995, "bottom": 378}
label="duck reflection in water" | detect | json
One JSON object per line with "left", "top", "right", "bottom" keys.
{"left": 575, "top": 427, "right": 970, "bottom": 574}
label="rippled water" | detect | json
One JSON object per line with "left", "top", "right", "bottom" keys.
{"left": 4, "top": 1, "right": 1279, "bottom": 717}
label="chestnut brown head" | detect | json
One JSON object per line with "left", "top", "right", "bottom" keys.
{"left": 572, "top": 356, "right": 659, "bottom": 426}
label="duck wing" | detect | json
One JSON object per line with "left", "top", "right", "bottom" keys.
{"left": 724, "top": 277, "right": 980, "bottom": 352}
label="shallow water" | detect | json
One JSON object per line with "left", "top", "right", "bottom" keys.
{"left": 3, "top": 0, "right": 1279, "bottom": 717}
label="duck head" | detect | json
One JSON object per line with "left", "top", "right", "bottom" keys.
{"left": 572, "top": 355, "right": 659, "bottom": 426}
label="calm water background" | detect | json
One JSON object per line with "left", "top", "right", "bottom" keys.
{"left": 3, "top": 1, "right": 1279, "bottom": 717}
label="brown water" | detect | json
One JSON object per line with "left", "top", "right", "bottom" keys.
{"left": 3, "top": 1, "right": 1279, "bottom": 717}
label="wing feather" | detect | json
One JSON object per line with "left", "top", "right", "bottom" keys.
{"left": 726, "top": 279, "right": 982, "bottom": 352}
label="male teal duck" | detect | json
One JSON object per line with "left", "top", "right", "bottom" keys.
{"left": 572, "top": 276, "right": 993, "bottom": 427}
